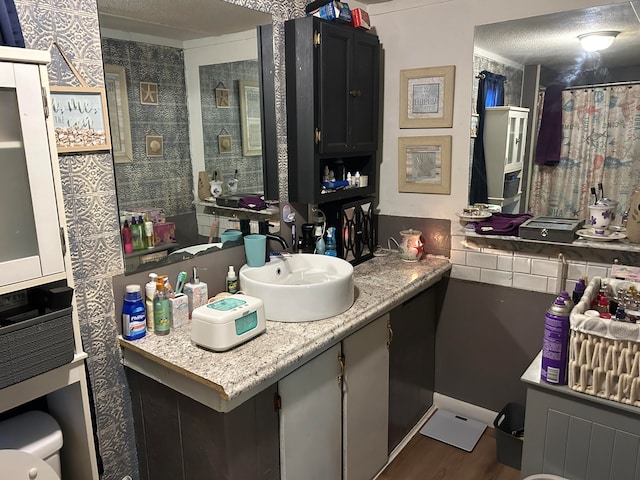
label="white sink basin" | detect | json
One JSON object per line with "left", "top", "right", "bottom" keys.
{"left": 239, "top": 254, "right": 354, "bottom": 322}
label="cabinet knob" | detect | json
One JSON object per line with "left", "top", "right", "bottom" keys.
{"left": 349, "top": 90, "right": 362, "bottom": 97}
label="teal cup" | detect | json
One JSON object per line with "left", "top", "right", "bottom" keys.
{"left": 220, "top": 230, "right": 242, "bottom": 245}
{"left": 244, "top": 234, "right": 266, "bottom": 267}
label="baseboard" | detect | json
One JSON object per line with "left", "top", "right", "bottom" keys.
{"left": 433, "top": 393, "right": 498, "bottom": 426}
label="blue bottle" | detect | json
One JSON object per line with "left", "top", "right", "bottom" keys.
{"left": 324, "top": 227, "right": 337, "bottom": 257}
{"left": 122, "top": 284, "right": 147, "bottom": 340}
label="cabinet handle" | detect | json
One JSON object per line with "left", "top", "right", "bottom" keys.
{"left": 387, "top": 320, "right": 393, "bottom": 349}
{"left": 337, "top": 353, "right": 345, "bottom": 386}
{"left": 515, "top": 137, "right": 520, "bottom": 144}
{"left": 349, "top": 89, "right": 361, "bottom": 97}
{"left": 315, "top": 128, "right": 321, "bottom": 144}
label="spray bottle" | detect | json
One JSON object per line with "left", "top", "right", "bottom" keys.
{"left": 541, "top": 296, "right": 571, "bottom": 385}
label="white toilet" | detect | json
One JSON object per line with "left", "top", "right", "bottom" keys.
{"left": 0, "top": 410, "right": 63, "bottom": 479}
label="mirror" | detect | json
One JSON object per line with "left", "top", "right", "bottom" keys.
{"left": 472, "top": 1, "right": 640, "bottom": 218}
{"left": 97, "top": 0, "right": 275, "bottom": 273}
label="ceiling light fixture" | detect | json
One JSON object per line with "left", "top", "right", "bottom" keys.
{"left": 577, "top": 31, "right": 619, "bottom": 52}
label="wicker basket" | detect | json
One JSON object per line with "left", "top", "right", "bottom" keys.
{"left": 569, "top": 277, "right": 640, "bottom": 406}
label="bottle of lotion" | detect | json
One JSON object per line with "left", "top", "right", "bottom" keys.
{"left": 226, "top": 266, "right": 238, "bottom": 294}
{"left": 144, "top": 213, "right": 155, "bottom": 248}
{"left": 184, "top": 267, "right": 208, "bottom": 318}
{"left": 145, "top": 273, "right": 157, "bottom": 333}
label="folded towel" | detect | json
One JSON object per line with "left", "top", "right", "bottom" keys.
{"left": 474, "top": 213, "right": 532, "bottom": 236}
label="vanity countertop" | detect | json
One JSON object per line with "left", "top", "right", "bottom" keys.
{"left": 119, "top": 254, "right": 451, "bottom": 412}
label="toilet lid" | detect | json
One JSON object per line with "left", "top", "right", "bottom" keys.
{"left": 0, "top": 449, "right": 59, "bottom": 479}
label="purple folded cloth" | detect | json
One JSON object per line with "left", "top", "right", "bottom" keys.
{"left": 474, "top": 213, "right": 532, "bottom": 235}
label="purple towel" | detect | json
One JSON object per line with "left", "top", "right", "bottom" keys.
{"left": 474, "top": 213, "right": 532, "bottom": 236}
{"left": 535, "top": 84, "right": 564, "bottom": 166}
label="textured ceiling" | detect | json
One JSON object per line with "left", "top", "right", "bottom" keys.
{"left": 97, "top": 0, "right": 272, "bottom": 40}
{"left": 475, "top": 2, "right": 640, "bottom": 78}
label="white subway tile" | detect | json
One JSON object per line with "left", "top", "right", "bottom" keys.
{"left": 497, "top": 255, "right": 513, "bottom": 272}
{"left": 451, "top": 265, "right": 481, "bottom": 282}
{"left": 514, "top": 251, "right": 550, "bottom": 260}
{"left": 586, "top": 264, "right": 609, "bottom": 279}
{"left": 449, "top": 250, "right": 466, "bottom": 266}
{"left": 532, "top": 258, "right": 560, "bottom": 277}
{"left": 481, "top": 246, "right": 512, "bottom": 255}
{"left": 466, "top": 252, "right": 498, "bottom": 269}
{"left": 547, "top": 277, "right": 558, "bottom": 294}
{"left": 480, "top": 269, "right": 512, "bottom": 287}
{"left": 513, "top": 272, "right": 548, "bottom": 292}
{"left": 513, "top": 257, "right": 532, "bottom": 273}
{"left": 566, "top": 261, "right": 588, "bottom": 281}
{"left": 450, "top": 234, "right": 468, "bottom": 251}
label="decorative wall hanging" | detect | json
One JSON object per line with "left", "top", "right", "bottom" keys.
{"left": 215, "top": 82, "right": 230, "bottom": 108}
{"left": 140, "top": 82, "right": 158, "bottom": 105}
{"left": 398, "top": 135, "right": 452, "bottom": 194}
{"left": 239, "top": 80, "right": 262, "bottom": 156}
{"left": 145, "top": 130, "right": 163, "bottom": 157}
{"left": 400, "top": 65, "right": 455, "bottom": 128}
{"left": 218, "top": 128, "right": 232, "bottom": 154}
{"left": 49, "top": 42, "right": 111, "bottom": 153}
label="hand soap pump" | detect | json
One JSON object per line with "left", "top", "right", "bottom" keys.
{"left": 145, "top": 273, "right": 158, "bottom": 333}
{"left": 324, "top": 227, "right": 337, "bottom": 257}
{"left": 184, "top": 267, "right": 208, "bottom": 318}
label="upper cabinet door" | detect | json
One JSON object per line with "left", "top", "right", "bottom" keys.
{"left": 0, "top": 54, "right": 65, "bottom": 293}
{"left": 317, "top": 21, "right": 380, "bottom": 155}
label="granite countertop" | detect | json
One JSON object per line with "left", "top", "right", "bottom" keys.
{"left": 119, "top": 254, "right": 451, "bottom": 411}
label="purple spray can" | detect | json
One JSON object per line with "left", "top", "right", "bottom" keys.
{"left": 541, "top": 296, "right": 571, "bottom": 385}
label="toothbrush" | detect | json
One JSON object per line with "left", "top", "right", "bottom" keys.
{"left": 175, "top": 271, "right": 187, "bottom": 295}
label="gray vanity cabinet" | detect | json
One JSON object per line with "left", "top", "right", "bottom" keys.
{"left": 522, "top": 378, "right": 640, "bottom": 479}
{"left": 126, "top": 368, "right": 280, "bottom": 480}
{"left": 388, "top": 287, "right": 436, "bottom": 452}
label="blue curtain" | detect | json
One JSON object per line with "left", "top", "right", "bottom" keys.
{"left": 469, "top": 70, "right": 506, "bottom": 204}
{"left": 0, "top": 0, "right": 25, "bottom": 47}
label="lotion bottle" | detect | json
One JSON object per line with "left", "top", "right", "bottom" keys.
{"left": 184, "top": 267, "right": 208, "bottom": 318}
{"left": 226, "top": 266, "right": 238, "bottom": 294}
{"left": 145, "top": 273, "right": 158, "bottom": 333}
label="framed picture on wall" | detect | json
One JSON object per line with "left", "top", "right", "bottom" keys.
{"left": 104, "top": 65, "right": 133, "bottom": 163}
{"left": 400, "top": 65, "right": 455, "bottom": 128}
{"left": 215, "top": 87, "right": 230, "bottom": 108}
{"left": 50, "top": 86, "right": 112, "bottom": 154}
{"left": 398, "top": 135, "right": 451, "bottom": 194}
{"left": 146, "top": 135, "right": 163, "bottom": 156}
{"left": 239, "top": 80, "right": 262, "bottom": 156}
{"left": 140, "top": 82, "right": 158, "bottom": 105}
{"left": 218, "top": 134, "right": 232, "bottom": 154}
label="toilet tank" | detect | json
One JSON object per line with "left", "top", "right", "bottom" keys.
{"left": 0, "top": 410, "right": 63, "bottom": 476}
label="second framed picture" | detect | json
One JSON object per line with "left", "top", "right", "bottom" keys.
{"left": 400, "top": 65, "right": 455, "bottom": 128}
{"left": 398, "top": 135, "right": 451, "bottom": 194}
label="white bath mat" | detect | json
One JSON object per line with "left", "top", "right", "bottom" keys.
{"left": 419, "top": 409, "right": 487, "bottom": 452}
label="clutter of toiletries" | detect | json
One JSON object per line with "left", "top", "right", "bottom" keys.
{"left": 122, "top": 264, "right": 267, "bottom": 352}
{"left": 120, "top": 207, "right": 175, "bottom": 255}
{"left": 320, "top": 165, "right": 369, "bottom": 194}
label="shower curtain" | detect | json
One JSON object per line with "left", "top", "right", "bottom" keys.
{"left": 529, "top": 84, "right": 640, "bottom": 220}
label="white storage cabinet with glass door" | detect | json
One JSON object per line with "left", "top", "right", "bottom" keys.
{"left": 484, "top": 106, "right": 529, "bottom": 213}
{"left": 0, "top": 46, "right": 98, "bottom": 480}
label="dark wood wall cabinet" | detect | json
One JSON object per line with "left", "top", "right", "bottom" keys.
{"left": 285, "top": 16, "right": 381, "bottom": 204}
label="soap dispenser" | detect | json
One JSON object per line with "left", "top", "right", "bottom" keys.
{"left": 183, "top": 267, "right": 208, "bottom": 318}
{"left": 324, "top": 227, "right": 337, "bottom": 257}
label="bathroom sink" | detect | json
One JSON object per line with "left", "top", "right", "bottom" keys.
{"left": 239, "top": 254, "right": 354, "bottom": 322}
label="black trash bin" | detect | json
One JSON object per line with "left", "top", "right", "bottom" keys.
{"left": 493, "top": 402, "right": 525, "bottom": 470}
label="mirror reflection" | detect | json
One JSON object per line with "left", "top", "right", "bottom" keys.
{"left": 97, "top": 0, "right": 275, "bottom": 273}
{"left": 472, "top": 1, "right": 640, "bottom": 224}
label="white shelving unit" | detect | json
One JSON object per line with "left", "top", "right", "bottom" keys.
{"left": 0, "top": 46, "right": 98, "bottom": 480}
{"left": 484, "top": 106, "right": 529, "bottom": 213}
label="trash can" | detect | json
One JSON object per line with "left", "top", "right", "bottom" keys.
{"left": 493, "top": 402, "right": 525, "bottom": 470}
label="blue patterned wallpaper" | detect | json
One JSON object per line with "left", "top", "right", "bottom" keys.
{"left": 200, "top": 60, "right": 264, "bottom": 194}
{"left": 102, "top": 38, "right": 194, "bottom": 217}
{"left": 12, "top": 1, "right": 306, "bottom": 479}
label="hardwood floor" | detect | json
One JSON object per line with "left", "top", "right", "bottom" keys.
{"left": 378, "top": 427, "right": 521, "bottom": 480}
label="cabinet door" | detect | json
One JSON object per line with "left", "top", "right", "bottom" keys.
{"left": 279, "top": 344, "right": 342, "bottom": 480}
{"left": 348, "top": 31, "right": 380, "bottom": 152}
{"left": 343, "top": 314, "right": 389, "bottom": 480}
{"left": 0, "top": 60, "right": 64, "bottom": 289}
{"left": 318, "top": 21, "right": 351, "bottom": 154}
{"left": 388, "top": 289, "right": 436, "bottom": 452}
